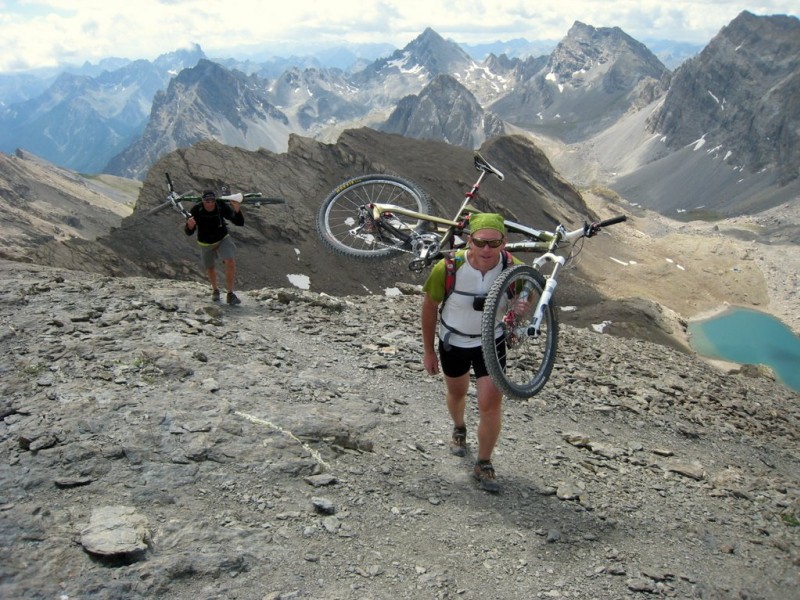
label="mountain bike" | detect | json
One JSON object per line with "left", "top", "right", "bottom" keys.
{"left": 317, "top": 154, "right": 547, "bottom": 271}
{"left": 150, "top": 173, "right": 285, "bottom": 218}
{"left": 317, "top": 154, "right": 626, "bottom": 397}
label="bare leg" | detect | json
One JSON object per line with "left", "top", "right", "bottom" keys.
{"left": 475, "top": 375, "right": 503, "bottom": 462}
{"left": 223, "top": 258, "right": 236, "bottom": 292}
{"left": 444, "top": 373, "right": 469, "bottom": 429}
{"left": 206, "top": 267, "right": 219, "bottom": 291}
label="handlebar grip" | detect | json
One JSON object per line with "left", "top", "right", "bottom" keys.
{"left": 165, "top": 172, "right": 174, "bottom": 192}
{"left": 598, "top": 215, "right": 627, "bottom": 227}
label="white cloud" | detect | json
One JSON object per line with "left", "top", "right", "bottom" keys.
{"left": 0, "top": 0, "right": 797, "bottom": 72}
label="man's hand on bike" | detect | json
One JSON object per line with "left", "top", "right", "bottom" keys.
{"left": 229, "top": 200, "right": 241, "bottom": 212}
{"left": 186, "top": 216, "right": 196, "bottom": 230}
{"left": 585, "top": 221, "right": 601, "bottom": 237}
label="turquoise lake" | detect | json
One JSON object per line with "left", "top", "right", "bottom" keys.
{"left": 687, "top": 307, "right": 800, "bottom": 393}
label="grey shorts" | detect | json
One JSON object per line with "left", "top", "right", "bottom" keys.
{"left": 199, "top": 236, "right": 236, "bottom": 269}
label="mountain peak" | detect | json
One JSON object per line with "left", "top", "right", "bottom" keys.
{"left": 401, "top": 27, "right": 474, "bottom": 75}
{"left": 649, "top": 11, "right": 800, "bottom": 185}
{"left": 380, "top": 73, "right": 504, "bottom": 148}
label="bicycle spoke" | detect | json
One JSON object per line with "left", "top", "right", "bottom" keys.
{"left": 482, "top": 265, "right": 558, "bottom": 398}
{"left": 317, "top": 175, "right": 431, "bottom": 260}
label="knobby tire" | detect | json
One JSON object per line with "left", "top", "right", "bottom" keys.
{"left": 481, "top": 265, "right": 558, "bottom": 398}
{"left": 316, "top": 174, "right": 432, "bottom": 260}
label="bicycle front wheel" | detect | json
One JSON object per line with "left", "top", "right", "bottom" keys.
{"left": 316, "top": 174, "right": 432, "bottom": 260}
{"left": 481, "top": 265, "right": 558, "bottom": 399}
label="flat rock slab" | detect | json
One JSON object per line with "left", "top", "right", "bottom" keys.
{"left": 80, "top": 505, "right": 150, "bottom": 557}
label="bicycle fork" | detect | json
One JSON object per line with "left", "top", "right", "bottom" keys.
{"left": 528, "top": 253, "right": 565, "bottom": 336}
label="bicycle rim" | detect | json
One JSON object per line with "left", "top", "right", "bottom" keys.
{"left": 481, "top": 265, "right": 558, "bottom": 398}
{"left": 316, "top": 174, "right": 431, "bottom": 260}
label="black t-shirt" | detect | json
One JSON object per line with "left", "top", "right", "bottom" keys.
{"left": 185, "top": 201, "right": 244, "bottom": 244}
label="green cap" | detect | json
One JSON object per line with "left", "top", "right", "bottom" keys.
{"left": 469, "top": 212, "right": 506, "bottom": 235}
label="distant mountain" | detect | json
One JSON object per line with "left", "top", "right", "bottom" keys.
{"left": 104, "top": 59, "right": 291, "bottom": 180}
{"left": 0, "top": 71, "right": 57, "bottom": 106}
{"left": 460, "top": 38, "right": 557, "bottom": 61}
{"left": 107, "top": 30, "right": 487, "bottom": 178}
{"left": 350, "top": 27, "right": 477, "bottom": 106}
{"left": 380, "top": 74, "right": 505, "bottom": 148}
{"left": 489, "top": 21, "right": 670, "bottom": 142}
{"left": 648, "top": 11, "right": 800, "bottom": 185}
{"left": 2, "top": 14, "right": 797, "bottom": 218}
{"left": 640, "top": 39, "right": 703, "bottom": 69}
{"left": 266, "top": 66, "right": 368, "bottom": 130}
{"left": 606, "top": 11, "right": 800, "bottom": 215}
{"left": 0, "top": 45, "right": 205, "bottom": 172}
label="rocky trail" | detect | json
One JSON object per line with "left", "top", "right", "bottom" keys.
{"left": 1, "top": 260, "right": 798, "bottom": 600}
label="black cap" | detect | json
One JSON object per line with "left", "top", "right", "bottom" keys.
{"left": 202, "top": 189, "right": 216, "bottom": 200}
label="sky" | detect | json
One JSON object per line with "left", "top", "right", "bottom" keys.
{"left": 0, "top": 1, "right": 797, "bottom": 73}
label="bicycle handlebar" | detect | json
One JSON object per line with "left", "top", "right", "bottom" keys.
{"left": 585, "top": 214, "right": 627, "bottom": 237}
{"left": 597, "top": 215, "right": 627, "bottom": 228}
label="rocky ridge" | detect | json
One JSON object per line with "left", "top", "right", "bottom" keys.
{"left": 1, "top": 259, "right": 797, "bottom": 599}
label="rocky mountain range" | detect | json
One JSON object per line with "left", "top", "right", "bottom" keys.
{"left": 489, "top": 21, "right": 670, "bottom": 141}
{"left": 2, "top": 12, "right": 797, "bottom": 217}
{"left": 0, "top": 45, "right": 206, "bottom": 173}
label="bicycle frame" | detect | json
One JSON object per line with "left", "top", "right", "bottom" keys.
{"left": 363, "top": 155, "right": 529, "bottom": 271}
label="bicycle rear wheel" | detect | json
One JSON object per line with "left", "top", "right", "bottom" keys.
{"left": 481, "top": 265, "right": 558, "bottom": 398}
{"left": 316, "top": 174, "right": 432, "bottom": 260}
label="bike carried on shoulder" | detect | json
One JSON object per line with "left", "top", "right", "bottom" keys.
{"left": 316, "top": 154, "right": 626, "bottom": 398}
{"left": 150, "top": 173, "right": 285, "bottom": 218}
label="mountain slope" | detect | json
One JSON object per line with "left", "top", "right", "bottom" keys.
{"left": 490, "top": 21, "right": 669, "bottom": 142}
{"left": 0, "top": 149, "right": 137, "bottom": 260}
{"left": 0, "top": 46, "right": 205, "bottom": 173}
{"left": 380, "top": 74, "right": 505, "bottom": 148}
{"left": 607, "top": 11, "right": 800, "bottom": 215}
{"left": 647, "top": 10, "right": 800, "bottom": 184}
{"left": 104, "top": 60, "right": 292, "bottom": 180}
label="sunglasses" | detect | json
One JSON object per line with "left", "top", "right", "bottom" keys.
{"left": 471, "top": 236, "right": 504, "bottom": 248}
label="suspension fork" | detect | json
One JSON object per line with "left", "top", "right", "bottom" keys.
{"left": 527, "top": 231, "right": 566, "bottom": 335}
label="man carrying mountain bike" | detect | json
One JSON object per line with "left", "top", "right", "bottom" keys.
{"left": 185, "top": 189, "right": 245, "bottom": 305}
{"left": 421, "top": 213, "right": 523, "bottom": 493}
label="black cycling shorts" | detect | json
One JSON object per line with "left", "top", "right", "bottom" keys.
{"left": 438, "top": 338, "right": 506, "bottom": 379}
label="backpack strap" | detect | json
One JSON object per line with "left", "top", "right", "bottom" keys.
{"left": 442, "top": 249, "right": 513, "bottom": 307}
{"left": 443, "top": 254, "right": 457, "bottom": 304}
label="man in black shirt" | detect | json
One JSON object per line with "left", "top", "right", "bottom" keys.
{"left": 185, "top": 189, "right": 245, "bottom": 305}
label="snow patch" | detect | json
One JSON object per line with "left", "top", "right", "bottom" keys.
{"left": 287, "top": 274, "right": 310, "bottom": 290}
{"left": 690, "top": 135, "right": 707, "bottom": 151}
{"left": 592, "top": 320, "right": 612, "bottom": 333}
